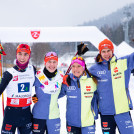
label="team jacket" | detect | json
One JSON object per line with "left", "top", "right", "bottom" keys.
{"left": 0, "top": 65, "right": 36, "bottom": 107}
{"left": 89, "top": 53, "right": 134, "bottom": 115}
{"left": 59, "top": 73, "right": 97, "bottom": 127}
{"left": 32, "top": 69, "right": 63, "bottom": 119}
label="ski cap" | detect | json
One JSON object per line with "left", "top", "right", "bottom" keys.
{"left": 71, "top": 56, "right": 85, "bottom": 70}
{"left": 17, "top": 44, "right": 31, "bottom": 55}
{"left": 98, "top": 39, "right": 114, "bottom": 53}
{"left": 16, "top": 44, "right": 31, "bottom": 70}
{"left": 44, "top": 51, "right": 58, "bottom": 64}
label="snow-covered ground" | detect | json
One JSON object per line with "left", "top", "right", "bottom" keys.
{"left": 0, "top": 75, "right": 134, "bottom": 134}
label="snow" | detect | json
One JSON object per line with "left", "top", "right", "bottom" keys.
{"left": 117, "top": 41, "right": 134, "bottom": 58}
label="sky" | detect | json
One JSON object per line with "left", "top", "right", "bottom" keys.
{"left": 0, "top": 0, "right": 134, "bottom": 27}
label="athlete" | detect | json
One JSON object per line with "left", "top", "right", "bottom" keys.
{"left": 89, "top": 39, "right": 134, "bottom": 134}
{"left": 0, "top": 44, "right": 36, "bottom": 134}
{"left": 32, "top": 51, "right": 64, "bottom": 134}
{"left": 59, "top": 56, "right": 98, "bottom": 134}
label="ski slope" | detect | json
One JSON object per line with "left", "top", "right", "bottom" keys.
{"left": 0, "top": 75, "right": 134, "bottom": 134}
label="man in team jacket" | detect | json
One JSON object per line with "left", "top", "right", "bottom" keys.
{"left": 89, "top": 39, "right": 134, "bottom": 134}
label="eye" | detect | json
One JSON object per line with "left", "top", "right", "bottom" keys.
{"left": 24, "top": 53, "right": 29, "bottom": 56}
{"left": 18, "top": 52, "right": 22, "bottom": 55}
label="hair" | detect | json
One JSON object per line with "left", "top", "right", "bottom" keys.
{"left": 85, "top": 65, "right": 98, "bottom": 85}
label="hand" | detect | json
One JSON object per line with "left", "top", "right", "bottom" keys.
{"left": 62, "top": 75, "right": 71, "bottom": 87}
{"left": 32, "top": 94, "right": 38, "bottom": 103}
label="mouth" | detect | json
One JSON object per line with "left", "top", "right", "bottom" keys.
{"left": 105, "top": 56, "right": 110, "bottom": 60}
{"left": 20, "top": 61, "right": 25, "bottom": 64}
{"left": 49, "top": 66, "right": 55, "bottom": 70}
{"left": 74, "top": 71, "right": 80, "bottom": 75}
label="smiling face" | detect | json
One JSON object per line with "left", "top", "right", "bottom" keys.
{"left": 72, "top": 63, "right": 84, "bottom": 78}
{"left": 45, "top": 59, "right": 58, "bottom": 73}
{"left": 101, "top": 48, "right": 113, "bottom": 61}
{"left": 17, "top": 51, "right": 30, "bottom": 64}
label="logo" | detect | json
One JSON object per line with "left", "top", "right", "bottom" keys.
{"left": 5, "top": 124, "right": 12, "bottom": 131}
{"left": 67, "top": 86, "right": 76, "bottom": 90}
{"left": 86, "top": 86, "right": 91, "bottom": 91}
{"left": 13, "top": 76, "right": 18, "bottom": 81}
{"left": 55, "top": 82, "right": 60, "bottom": 89}
{"left": 44, "top": 81, "right": 48, "bottom": 85}
{"left": 27, "top": 98, "right": 31, "bottom": 104}
{"left": 33, "top": 124, "right": 39, "bottom": 130}
{"left": 97, "top": 70, "right": 106, "bottom": 75}
{"left": 37, "top": 71, "right": 41, "bottom": 75}
{"left": 31, "top": 31, "right": 40, "bottom": 39}
{"left": 84, "top": 95, "right": 93, "bottom": 98}
{"left": 67, "top": 126, "right": 71, "bottom": 132}
{"left": 114, "top": 67, "right": 118, "bottom": 73}
{"left": 26, "top": 123, "right": 32, "bottom": 129}
{"left": 11, "top": 99, "right": 19, "bottom": 105}
{"left": 113, "top": 67, "right": 122, "bottom": 79}
{"left": 11, "top": 94, "right": 14, "bottom": 97}
{"left": 40, "top": 84, "right": 45, "bottom": 90}
{"left": 60, "top": 74, "right": 64, "bottom": 77}
{"left": 103, "top": 122, "right": 108, "bottom": 127}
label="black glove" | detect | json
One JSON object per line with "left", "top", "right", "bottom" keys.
{"left": 77, "top": 43, "right": 89, "bottom": 55}
{"left": 32, "top": 94, "right": 38, "bottom": 103}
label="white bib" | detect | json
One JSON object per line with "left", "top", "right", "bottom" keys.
{"left": 6, "top": 65, "right": 35, "bottom": 107}
{"left": 36, "top": 69, "right": 63, "bottom": 94}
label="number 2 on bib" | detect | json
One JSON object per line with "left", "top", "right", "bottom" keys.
{"left": 18, "top": 82, "right": 30, "bottom": 92}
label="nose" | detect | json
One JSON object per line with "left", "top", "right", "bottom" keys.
{"left": 20, "top": 55, "right": 25, "bottom": 59}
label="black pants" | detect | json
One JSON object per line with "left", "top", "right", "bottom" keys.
{"left": 100, "top": 114, "right": 117, "bottom": 134}
{"left": 32, "top": 118, "right": 48, "bottom": 134}
{"left": 100, "top": 112, "right": 134, "bottom": 134}
{"left": 32, "top": 118, "right": 60, "bottom": 134}
{"left": 1, "top": 106, "right": 32, "bottom": 134}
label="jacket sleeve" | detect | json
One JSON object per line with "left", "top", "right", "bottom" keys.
{"left": 91, "top": 90, "right": 99, "bottom": 120}
{"left": 126, "top": 52, "right": 134, "bottom": 70}
{"left": 0, "top": 71, "right": 13, "bottom": 95}
{"left": 58, "top": 84, "right": 67, "bottom": 98}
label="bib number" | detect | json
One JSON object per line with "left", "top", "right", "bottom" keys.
{"left": 18, "top": 82, "right": 30, "bottom": 92}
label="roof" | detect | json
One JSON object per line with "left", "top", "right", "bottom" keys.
{"left": 117, "top": 41, "right": 134, "bottom": 57}
{"left": 0, "top": 26, "right": 119, "bottom": 55}
{"left": 0, "top": 26, "right": 113, "bottom": 47}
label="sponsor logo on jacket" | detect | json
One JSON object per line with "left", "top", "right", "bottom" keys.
{"left": 84, "top": 85, "right": 93, "bottom": 98}
{"left": 13, "top": 76, "right": 18, "bottom": 81}
{"left": 113, "top": 67, "right": 122, "bottom": 79}
{"left": 97, "top": 70, "right": 106, "bottom": 76}
{"left": 67, "top": 86, "right": 76, "bottom": 91}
